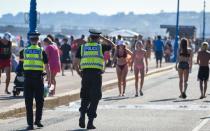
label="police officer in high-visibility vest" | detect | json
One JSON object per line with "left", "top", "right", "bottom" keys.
{"left": 22, "top": 32, "right": 51, "bottom": 130}
{"left": 74, "top": 29, "right": 115, "bottom": 129}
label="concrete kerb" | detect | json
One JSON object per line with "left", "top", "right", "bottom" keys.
{"left": 0, "top": 65, "right": 174, "bottom": 119}
{"left": 101, "top": 65, "right": 174, "bottom": 92}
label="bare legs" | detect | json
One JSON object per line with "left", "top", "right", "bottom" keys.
{"left": 140, "top": 69, "right": 145, "bottom": 95}
{"left": 200, "top": 80, "right": 208, "bottom": 99}
{"left": 116, "top": 67, "right": 122, "bottom": 96}
{"left": 178, "top": 69, "right": 189, "bottom": 98}
{"left": 62, "top": 63, "right": 73, "bottom": 76}
{"left": 147, "top": 51, "right": 151, "bottom": 61}
{"left": 134, "top": 68, "right": 145, "bottom": 97}
{"left": 134, "top": 69, "right": 139, "bottom": 96}
{"left": 183, "top": 70, "right": 189, "bottom": 94}
{"left": 116, "top": 65, "right": 128, "bottom": 96}
{"left": 122, "top": 66, "right": 128, "bottom": 96}
{"left": 50, "top": 72, "right": 57, "bottom": 95}
{"left": 69, "top": 63, "right": 74, "bottom": 76}
{"left": 204, "top": 81, "right": 208, "bottom": 97}
{"left": 61, "top": 63, "right": 65, "bottom": 76}
{"left": 0, "top": 67, "right": 11, "bottom": 94}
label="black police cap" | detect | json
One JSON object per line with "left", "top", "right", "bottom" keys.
{"left": 28, "top": 32, "right": 41, "bottom": 39}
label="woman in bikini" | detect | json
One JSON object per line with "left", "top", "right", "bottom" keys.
{"left": 145, "top": 39, "right": 152, "bottom": 60}
{"left": 176, "top": 38, "right": 193, "bottom": 99}
{"left": 131, "top": 41, "right": 148, "bottom": 97}
{"left": 113, "top": 40, "right": 133, "bottom": 96}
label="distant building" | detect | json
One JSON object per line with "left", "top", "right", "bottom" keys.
{"left": 160, "top": 25, "right": 196, "bottom": 40}
{"left": 0, "top": 25, "right": 53, "bottom": 39}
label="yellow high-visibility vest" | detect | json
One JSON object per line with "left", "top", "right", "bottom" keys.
{"left": 23, "top": 45, "right": 44, "bottom": 71}
{"left": 80, "top": 42, "right": 104, "bottom": 70}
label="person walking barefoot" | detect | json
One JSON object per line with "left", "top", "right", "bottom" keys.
{"left": 131, "top": 41, "right": 148, "bottom": 97}
{"left": 113, "top": 40, "right": 133, "bottom": 96}
{"left": 176, "top": 38, "right": 193, "bottom": 99}
{"left": 197, "top": 42, "right": 210, "bottom": 99}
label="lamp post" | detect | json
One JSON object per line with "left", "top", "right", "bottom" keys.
{"left": 173, "top": 0, "right": 180, "bottom": 62}
{"left": 28, "top": 0, "right": 38, "bottom": 37}
{"left": 203, "top": 0, "right": 206, "bottom": 42}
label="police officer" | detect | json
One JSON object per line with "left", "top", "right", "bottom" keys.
{"left": 22, "top": 32, "right": 51, "bottom": 130}
{"left": 74, "top": 29, "right": 115, "bottom": 129}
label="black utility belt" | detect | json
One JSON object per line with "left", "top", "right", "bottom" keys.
{"left": 24, "top": 75, "right": 43, "bottom": 79}
{"left": 24, "top": 72, "right": 46, "bottom": 79}
{"left": 24, "top": 76, "right": 44, "bottom": 80}
{"left": 82, "top": 70, "right": 102, "bottom": 74}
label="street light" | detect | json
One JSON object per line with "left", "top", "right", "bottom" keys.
{"left": 28, "top": 0, "right": 38, "bottom": 38}
{"left": 203, "top": 0, "right": 206, "bottom": 42}
{"left": 173, "top": 0, "right": 180, "bottom": 62}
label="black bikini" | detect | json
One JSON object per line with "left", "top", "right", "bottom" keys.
{"left": 117, "top": 50, "right": 127, "bottom": 70}
{"left": 117, "top": 64, "right": 127, "bottom": 70}
{"left": 178, "top": 52, "right": 190, "bottom": 70}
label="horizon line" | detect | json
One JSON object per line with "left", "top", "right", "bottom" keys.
{"left": 0, "top": 10, "right": 209, "bottom": 17}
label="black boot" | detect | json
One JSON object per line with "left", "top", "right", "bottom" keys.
{"left": 87, "top": 118, "right": 96, "bottom": 130}
{"left": 182, "top": 92, "right": 187, "bottom": 99}
{"left": 34, "top": 121, "right": 44, "bottom": 127}
{"left": 79, "top": 112, "right": 85, "bottom": 128}
{"left": 26, "top": 125, "right": 34, "bottom": 130}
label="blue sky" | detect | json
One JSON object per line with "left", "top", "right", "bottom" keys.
{"left": 0, "top": 0, "right": 209, "bottom": 16}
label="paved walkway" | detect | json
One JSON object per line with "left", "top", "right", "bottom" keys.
{"left": 0, "top": 56, "right": 173, "bottom": 112}
{"left": 1, "top": 64, "right": 209, "bottom": 131}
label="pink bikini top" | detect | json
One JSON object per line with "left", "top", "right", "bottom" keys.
{"left": 135, "top": 51, "right": 144, "bottom": 60}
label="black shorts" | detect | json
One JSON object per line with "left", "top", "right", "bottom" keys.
{"left": 61, "top": 57, "right": 72, "bottom": 64}
{"left": 178, "top": 62, "right": 189, "bottom": 70}
{"left": 155, "top": 51, "right": 163, "bottom": 60}
{"left": 198, "top": 66, "right": 209, "bottom": 81}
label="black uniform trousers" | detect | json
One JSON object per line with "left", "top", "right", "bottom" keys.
{"left": 79, "top": 70, "right": 102, "bottom": 119}
{"left": 24, "top": 77, "right": 44, "bottom": 126}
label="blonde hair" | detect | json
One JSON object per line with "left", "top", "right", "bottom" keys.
{"left": 201, "top": 42, "right": 209, "bottom": 51}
